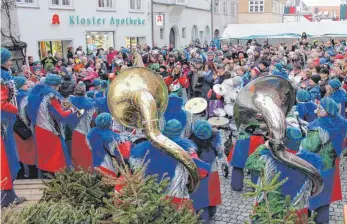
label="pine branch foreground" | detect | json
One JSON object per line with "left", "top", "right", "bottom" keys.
{"left": 2, "top": 159, "right": 201, "bottom": 224}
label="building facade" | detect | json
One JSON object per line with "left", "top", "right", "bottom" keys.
{"left": 153, "top": 0, "right": 238, "bottom": 48}
{"left": 16, "top": 0, "right": 151, "bottom": 59}
{"left": 238, "top": 0, "right": 284, "bottom": 24}
{"left": 14, "top": 0, "right": 237, "bottom": 60}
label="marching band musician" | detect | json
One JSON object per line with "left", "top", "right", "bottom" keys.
{"left": 13, "top": 76, "right": 37, "bottom": 178}
{"left": 228, "top": 123, "right": 265, "bottom": 191}
{"left": 26, "top": 74, "right": 77, "bottom": 177}
{"left": 68, "top": 82, "right": 97, "bottom": 171}
{"left": 302, "top": 98, "right": 347, "bottom": 223}
{"left": 86, "top": 113, "right": 122, "bottom": 177}
{"left": 189, "top": 120, "right": 227, "bottom": 219}
{"left": 1, "top": 48, "right": 26, "bottom": 207}
{"left": 130, "top": 119, "right": 210, "bottom": 210}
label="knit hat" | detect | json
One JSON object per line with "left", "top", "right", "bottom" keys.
{"left": 94, "top": 79, "right": 102, "bottom": 87}
{"left": 162, "top": 119, "right": 183, "bottom": 138}
{"left": 259, "top": 61, "right": 269, "bottom": 68}
{"left": 1, "top": 47, "right": 12, "bottom": 65}
{"left": 284, "top": 127, "right": 303, "bottom": 151}
{"left": 86, "top": 90, "right": 95, "bottom": 98}
{"left": 328, "top": 79, "right": 341, "bottom": 90}
{"left": 310, "top": 74, "right": 321, "bottom": 84}
{"left": 251, "top": 67, "right": 260, "bottom": 75}
{"left": 101, "top": 80, "right": 108, "bottom": 89}
{"left": 160, "top": 65, "right": 167, "bottom": 70}
{"left": 95, "top": 112, "right": 113, "bottom": 129}
{"left": 34, "top": 66, "right": 41, "bottom": 71}
{"left": 320, "top": 97, "right": 339, "bottom": 117}
{"left": 14, "top": 76, "right": 27, "bottom": 89}
{"left": 166, "top": 93, "right": 183, "bottom": 112}
{"left": 44, "top": 74, "right": 62, "bottom": 86}
{"left": 296, "top": 89, "right": 311, "bottom": 102}
{"left": 274, "top": 63, "right": 283, "bottom": 71}
{"left": 319, "top": 58, "right": 327, "bottom": 65}
{"left": 74, "top": 81, "right": 86, "bottom": 95}
{"left": 193, "top": 120, "right": 213, "bottom": 140}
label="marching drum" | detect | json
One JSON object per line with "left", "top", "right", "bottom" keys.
{"left": 213, "top": 108, "right": 227, "bottom": 117}
{"left": 184, "top": 97, "right": 208, "bottom": 137}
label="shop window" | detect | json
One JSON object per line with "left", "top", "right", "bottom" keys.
{"left": 182, "top": 27, "right": 186, "bottom": 38}
{"left": 129, "top": 0, "right": 142, "bottom": 11}
{"left": 86, "top": 31, "right": 115, "bottom": 54}
{"left": 97, "top": 0, "right": 115, "bottom": 10}
{"left": 160, "top": 28, "right": 164, "bottom": 40}
{"left": 125, "top": 37, "right": 142, "bottom": 48}
{"left": 38, "top": 40, "right": 63, "bottom": 59}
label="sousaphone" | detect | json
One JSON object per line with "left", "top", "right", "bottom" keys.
{"left": 107, "top": 67, "right": 199, "bottom": 193}
{"left": 234, "top": 76, "right": 323, "bottom": 197}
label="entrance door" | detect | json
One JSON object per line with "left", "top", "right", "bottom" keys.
{"left": 169, "top": 28, "right": 176, "bottom": 47}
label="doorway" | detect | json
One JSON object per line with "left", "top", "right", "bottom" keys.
{"left": 169, "top": 27, "right": 176, "bottom": 47}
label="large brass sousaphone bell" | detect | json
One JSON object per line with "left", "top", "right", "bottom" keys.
{"left": 234, "top": 76, "right": 323, "bottom": 197}
{"left": 107, "top": 68, "right": 199, "bottom": 193}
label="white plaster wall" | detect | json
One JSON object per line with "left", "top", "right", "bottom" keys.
{"left": 16, "top": 0, "right": 151, "bottom": 59}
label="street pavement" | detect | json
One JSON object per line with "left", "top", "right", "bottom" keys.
{"left": 211, "top": 155, "right": 347, "bottom": 224}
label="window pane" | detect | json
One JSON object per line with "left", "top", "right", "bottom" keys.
{"left": 52, "top": 0, "right": 59, "bottom": 5}
{"left": 260, "top": 1, "right": 263, "bottom": 4}
{"left": 260, "top": 5, "right": 263, "bottom": 11}
{"left": 255, "top": 5, "right": 258, "bottom": 12}
{"left": 62, "top": 0, "right": 70, "bottom": 5}
{"left": 250, "top": 6, "right": 253, "bottom": 11}
{"left": 98, "top": 0, "right": 103, "bottom": 7}
{"left": 136, "top": 0, "right": 141, "bottom": 9}
{"left": 16, "top": 0, "right": 22, "bottom": 2}
{"left": 130, "top": 0, "right": 135, "bottom": 9}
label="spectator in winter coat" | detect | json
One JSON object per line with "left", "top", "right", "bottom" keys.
{"left": 59, "top": 73, "right": 75, "bottom": 98}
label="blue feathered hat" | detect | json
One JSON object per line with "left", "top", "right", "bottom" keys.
{"left": 1, "top": 47, "right": 11, "bottom": 65}
{"left": 162, "top": 119, "right": 183, "bottom": 138}
{"left": 44, "top": 74, "right": 62, "bottom": 86}
{"left": 284, "top": 127, "right": 303, "bottom": 151}
{"left": 94, "top": 79, "right": 102, "bottom": 87}
{"left": 320, "top": 97, "right": 339, "bottom": 117}
{"left": 193, "top": 120, "right": 212, "bottom": 140}
{"left": 14, "top": 76, "right": 27, "bottom": 89}
{"left": 95, "top": 112, "right": 113, "bottom": 129}
{"left": 328, "top": 79, "right": 341, "bottom": 90}
{"left": 296, "top": 89, "right": 311, "bottom": 102}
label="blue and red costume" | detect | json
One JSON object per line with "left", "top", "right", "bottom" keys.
{"left": 86, "top": 113, "right": 122, "bottom": 177}
{"left": 130, "top": 119, "right": 210, "bottom": 212}
{"left": 189, "top": 120, "right": 226, "bottom": 219}
{"left": 0, "top": 75, "right": 21, "bottom": 207}
{"left": 68, "top": 95, "right": 97, "bottom": 171}
{"left": 26, "top": 80, "right": 74, "bottom": 174}
{"left": 228, "top": 128, "right": 265, "bottom": 191}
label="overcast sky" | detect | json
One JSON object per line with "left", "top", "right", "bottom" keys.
{"left": 303, "top": 0, "right": 341, "bottom": 6}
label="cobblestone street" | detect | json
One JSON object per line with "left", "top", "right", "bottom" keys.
{"left": 212, "top": 155, "right": 347, "bottom": 224}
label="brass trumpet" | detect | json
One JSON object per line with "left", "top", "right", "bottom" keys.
{"left": 62, "top": 100, "right": 85, "bottom": 117}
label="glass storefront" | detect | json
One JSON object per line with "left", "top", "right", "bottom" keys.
{"left": 86, "top": 31, "right": 114, "bottom": 54}
{"left": 38, "top": 40, "right": 63, "bottom": 59}
{"left": 125, "top": 37, "right": 146, "bottom": 48}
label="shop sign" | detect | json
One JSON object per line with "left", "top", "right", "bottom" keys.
{"left": 51, "top": 14, "right": 60, "bottom": 25}
{"left": 68, "top": 16, "right": 145, "bottom": 26}
{"left": 155, "top": 14, "right": 164, "bottom": 27}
